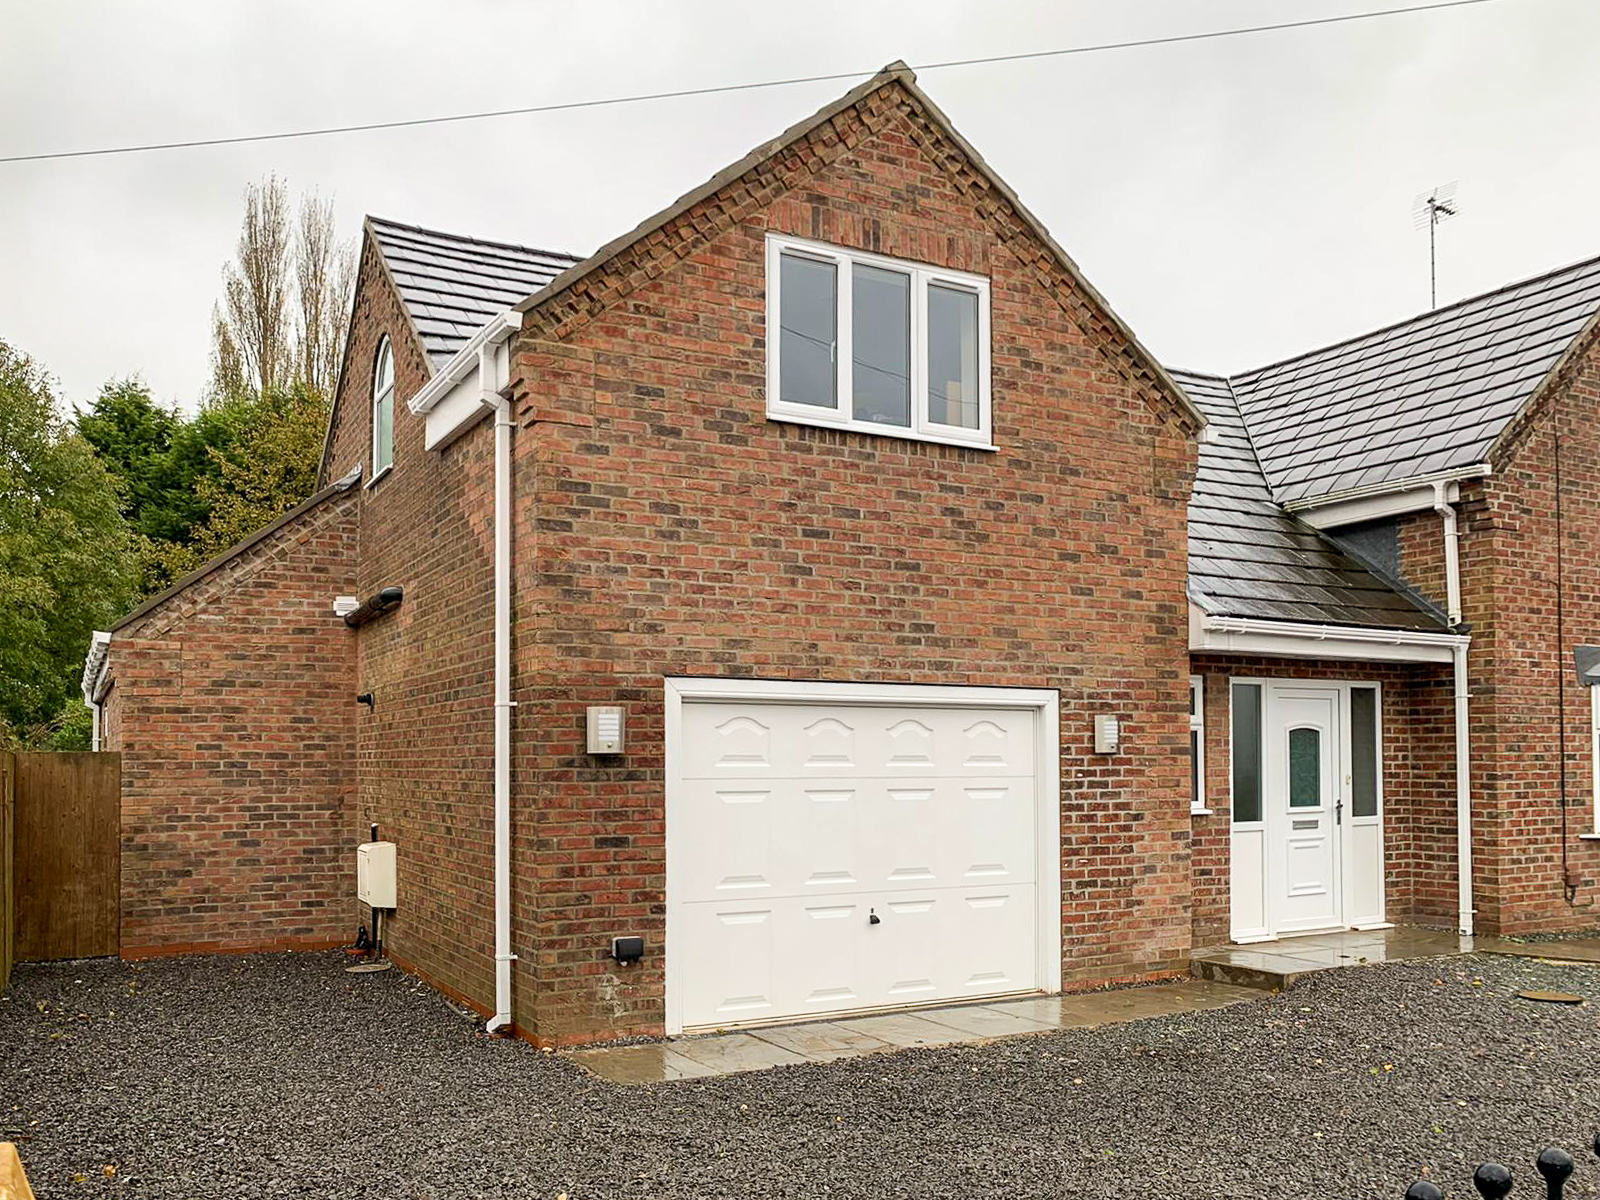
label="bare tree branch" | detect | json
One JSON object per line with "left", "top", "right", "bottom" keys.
{"left": 210, "top": 177, "right": 355, "bottom": 404}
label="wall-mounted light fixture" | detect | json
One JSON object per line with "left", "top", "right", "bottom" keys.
{"left": 1093, "top": 714, "right": 1121, "bottom": 755}
{"left": 356, "top": 692, "right": 375, "bottom": 710}
{"left": 343, "top": 586, "right": 404, "bottom": 629}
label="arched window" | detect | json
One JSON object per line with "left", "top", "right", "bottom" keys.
{"left": 372, "top": 337, "right": 395, "bottom": 475}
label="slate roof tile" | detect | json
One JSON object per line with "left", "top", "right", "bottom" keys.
{"left": 368, "top": 217, "right": 583, "bottom": 370}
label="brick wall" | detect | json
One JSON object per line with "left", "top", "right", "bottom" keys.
{"left": 324, "top": 235, "right": 502, "bottom": 1012}
{"left": 1382, "top": 333, "right": 1600, "bottom": 936}
{"left": 1466, "top": 329, "right": 1600, "bottom": 934}
{"left": 507, "top": 82, "right": 1200, "bottom": 1042}
{"left": 105, "top": 489, "right": 359, "bottom": 955}
{"left": 1188, "top": 656, "right": 1456, "bottom": 948}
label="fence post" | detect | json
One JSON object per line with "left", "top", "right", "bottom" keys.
{"left": 1536, "top": 1149, "right": 1575, "bottom": 1200}
{"left": 1473, "top": 1162, "right": 1513, "bottom": 1198}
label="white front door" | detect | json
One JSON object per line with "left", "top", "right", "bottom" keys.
{"left": 1229, "top": 679, "right": 1385, "bottom": 942}
{"left": 1268, "top": 686, "right": 1342, "bottom": 934}
{"left": 666, "top": 680, "right": 1060, "bottom": 1034}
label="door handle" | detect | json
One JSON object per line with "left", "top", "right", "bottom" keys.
{"left": 868, "top": 908, "right": 881, "bottom": 926}
{"left": 1336, "top": 800, "right": 1343, "bottom": 826}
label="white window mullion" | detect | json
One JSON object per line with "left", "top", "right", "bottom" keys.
{"left": 912, "top": 269, "right": 929, "bottom": 435}
{"left": 837, "top": 253, "right": 853, "bottom": 425}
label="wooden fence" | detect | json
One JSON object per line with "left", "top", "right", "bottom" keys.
{"left": 0, "top": 751, "right": 120, "bottom": 984}
{"left": 1, "top": 756, "right": 12, "bottom": 990}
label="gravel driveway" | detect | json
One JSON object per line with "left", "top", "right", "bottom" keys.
{"left": 3, "top": 950, "right": 1600, "bottom": 1199}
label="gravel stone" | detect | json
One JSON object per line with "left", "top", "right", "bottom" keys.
{"left": 3, "top": 951, "right": 1600, "bottom": 1198}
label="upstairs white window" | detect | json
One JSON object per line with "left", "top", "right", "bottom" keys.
{"left": 372, "top": 337, "right": 395, "bottom": 477}
{"left": 766, "top": 234, "right": 992, "bottom": 449}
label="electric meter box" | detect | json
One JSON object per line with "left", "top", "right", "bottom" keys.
{"left": 357, "top": 841, "right": 397, "bottom": 909}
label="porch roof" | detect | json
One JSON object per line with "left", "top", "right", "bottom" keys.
{"left": 1174, "top": 369, "right": 1448, "bottom": 633}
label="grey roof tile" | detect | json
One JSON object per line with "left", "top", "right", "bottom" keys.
{"left": 368, "top": 217, "right": 584, "bottom": 370}
{"left": 1230, "top": 254, "right": 1600, "bottom": 503}
{"left": 1174, "top": 368, "right": 1447, "bottom": 632}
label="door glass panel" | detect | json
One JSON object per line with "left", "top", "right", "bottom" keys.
{"left": 1351, "top": 687, "right": 1378, "bottom": 818}
{"left": 1288, "top": 727, "right": 1321, "bottom": 808}
{"left": 1231, "top": 683, "right": 1262, "bottom": 823}
{"left": 851, "top": 263, "right": 911, "bottom": 427}
{"left": 779, "top": 253, "right": 838, "bottom": 409}
{"left": 927, "top": 284, "right": 979, "bottom": 429}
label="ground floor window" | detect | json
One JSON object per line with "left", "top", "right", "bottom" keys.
{"left": 1231, "top": 681, "right": 1263, "bottom": 823}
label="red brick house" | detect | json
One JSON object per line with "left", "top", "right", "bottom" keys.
{"left": 82, "top": 63, "right": 1600, "bottom": 1045}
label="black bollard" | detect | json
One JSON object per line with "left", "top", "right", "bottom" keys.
{"left": 1536, "top": 1148, "right": 1575, "bottom": 1200}
{"left": 1406, "top": 1182, "right": 1446, "bottom": 1200}
{"left": 1473, "top": 1163, "right": 1513, "bottom": 1200}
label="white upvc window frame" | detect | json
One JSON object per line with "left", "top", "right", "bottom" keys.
{"left": 1190, "top": 675, "right": 1210, "bottom": 814}
{"left": 371, "top": 335, "right": 395, "bottom": 483}
{"left": 764, "top": 233, "right": 993, "bottom": 451}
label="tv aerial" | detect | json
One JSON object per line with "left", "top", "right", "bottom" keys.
{"left": 1413, "top": 183, "right": 1459, "bottom": 309}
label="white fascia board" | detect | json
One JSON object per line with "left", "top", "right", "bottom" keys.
{"left": 81, "top": 630, "right": 112, "bottom": 703}
{"left": 1189, "top": 606, "right": 1467, "bottom": 665}
{"left": 1296, "top": 482, "right": 1459, "bottom": 530}
{"left": 422, "top": 338, "right": 514, "bottom": 451}
{"left": 408, "top": 311, "right": 522, "bottom": 415}
{"left": 1284, "top": 463, "right": 1491, "bottom": 527}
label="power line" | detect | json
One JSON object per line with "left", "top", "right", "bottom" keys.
{"left": 1, "top": 0, "right": 1509, "bottom": 165}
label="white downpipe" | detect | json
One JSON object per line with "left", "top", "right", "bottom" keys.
{"left": 1433, "top": 481, "right": 1474, "bottom": 936}
{"left": 1453, "top": 642, "right": 1474, "bottom": 936}
{"left": 1433, "top": 482, "right": 1463, "bottom": 626}
{"left": 481, "top": 338, "right": 518, "bottom": 1033}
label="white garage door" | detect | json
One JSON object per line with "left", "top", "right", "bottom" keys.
{"left": 667, "top": 680, "right": 1058, "bottom": 1033}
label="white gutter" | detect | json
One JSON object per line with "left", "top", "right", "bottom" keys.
{"left": 1282, "top": 463, "right": 1492, "bottom": 514}
{"left": 1195, "top": 612, "right": 1469, "bottom": 657}
{"left": 1432, "top": 481, "right": 1464, "bottom": 628}
{"left": 408, "top": 311, "right": 523, "bottom": 415}
{"left": 81, "top": 630, "right": 113, "bottom": 751}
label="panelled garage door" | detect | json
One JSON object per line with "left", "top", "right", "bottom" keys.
{"left": 666, "top": 680, "right": 1059, "bottom": 1033}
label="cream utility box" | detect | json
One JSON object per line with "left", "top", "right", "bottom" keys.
{"left": 357, "top": 841, "right": 397, "bottom": 908}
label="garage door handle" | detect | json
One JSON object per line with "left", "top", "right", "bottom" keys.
{"left": 869, "top": 909, "right": 881, "bottom": 926}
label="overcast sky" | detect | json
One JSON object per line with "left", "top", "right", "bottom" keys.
{"left": 2, "top": 0, "right": 1595, "bottom": 412}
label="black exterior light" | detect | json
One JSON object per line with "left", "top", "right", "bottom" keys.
{"left": 343, "top": 586, "right": 404, "bottom": 628}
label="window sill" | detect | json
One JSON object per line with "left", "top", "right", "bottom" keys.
{"left": 1579, "top": 832, "right": 1600, "bottom": 841}
{"left": 366, "top": 464, "right": 394, "bottom": 490}
{"left": 768, "top": 411, "right": 996, "bottom": 453}
{"left": 1190, "top": 807, "right": 1215, "bottom": 817}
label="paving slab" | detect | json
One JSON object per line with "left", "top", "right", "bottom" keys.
{"left": 667, "top": 1032, "right": 810, "bottom": 1072}
{"left": 1192, "top": 926, "right": 1470, "bottom": 991}
{"left": 747, "top": 1021, "right": 894, "bottom": 1062}
{"left": 833, "top": 1012, "right": 968, "bottom": 1049}
{"left": 915, "top": 1003, "right": 1058, "bottom": 1039}
{"left": 567, "top": 1043, "right": 719, "bottom": 1084}
{"left": 567, "top": 980, "right": 1260, "bottom": 1082}
{"left": 1475, "top": 936, "right": 1600, "bottom": 965}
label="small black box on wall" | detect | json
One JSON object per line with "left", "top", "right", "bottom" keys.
{"left": 612, "top": 935, "right": 645, "bottom": 965}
